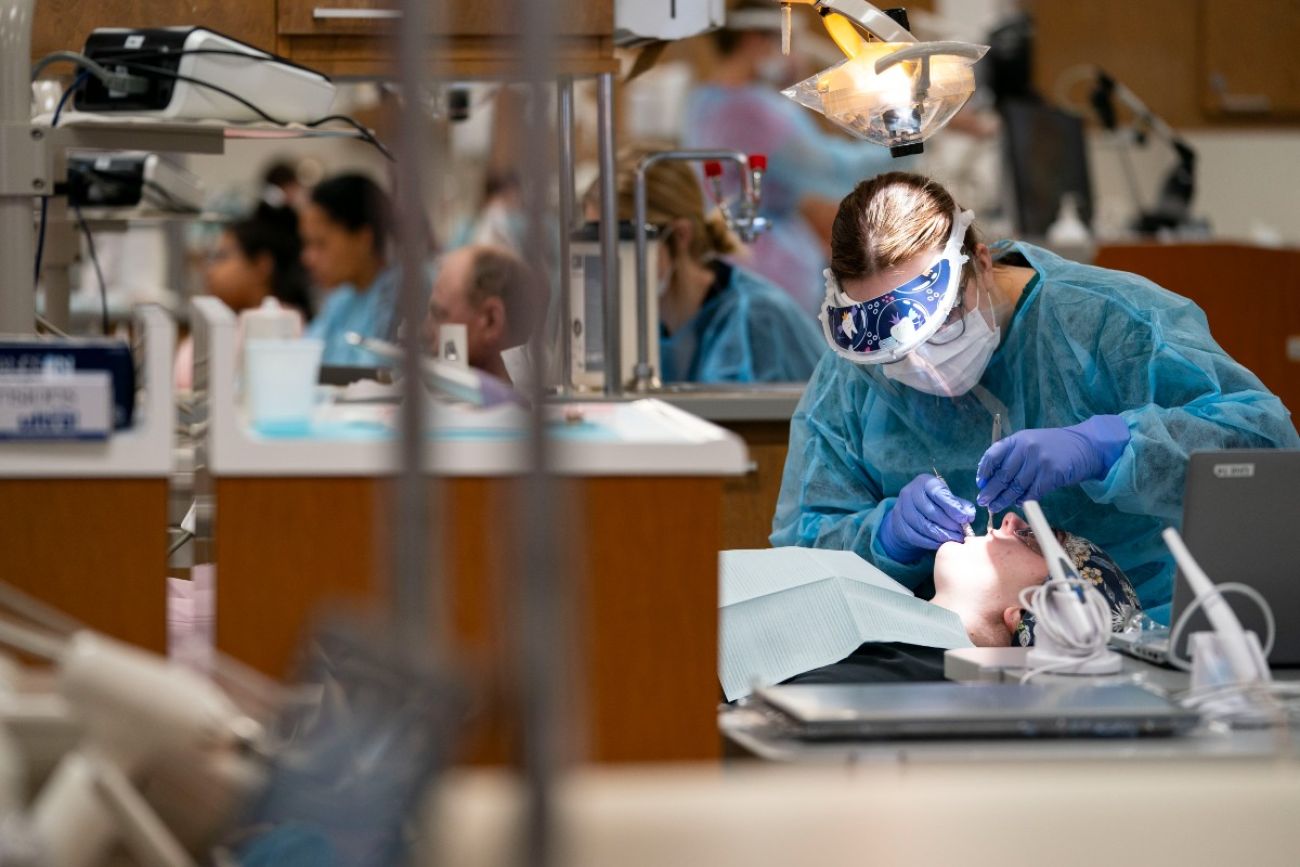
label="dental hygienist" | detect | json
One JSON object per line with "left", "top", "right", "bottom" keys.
{"left": 771, "top": 171, "right": 1299, "bottom": 622}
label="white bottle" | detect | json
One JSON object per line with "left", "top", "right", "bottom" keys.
{"left": 1046, "top": 193, "right": 1092, "bottom": 246}
{"left": 237, "top": 299, "right": 304, "bottom": 406}
{"left": 238, "top": 297, "right": 303, "bottom": 342}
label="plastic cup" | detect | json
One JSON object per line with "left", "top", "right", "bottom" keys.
{"left": 244, "top": 338, "right": 324, "bottom": 435}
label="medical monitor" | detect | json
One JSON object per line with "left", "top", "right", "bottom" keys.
{"left": 1174, "top": 449, "right": 1300, "bottom": 667}
{"left": 567, "top": 222, "right": 662, "bottom": 390}
{"left": 1000, "top": 98, "right": 1093, "bottom": 238}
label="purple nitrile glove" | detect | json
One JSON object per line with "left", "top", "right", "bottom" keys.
{"left": 877, "top": 473, "right": 977, "bottom": 564}
{"left": 976, "top": 414, "right": 1131, "bottom": 513}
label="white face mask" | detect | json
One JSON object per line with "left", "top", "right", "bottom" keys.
{"left": 882, "top": 298, "right": 1000, "bottom": 397}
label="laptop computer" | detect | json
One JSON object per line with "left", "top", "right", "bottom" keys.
{"left": 1110, "top": 449, "right": 1300, "bottom": 667}
{"left": 756, "top": 682, "right": 1196, "bottom": 740}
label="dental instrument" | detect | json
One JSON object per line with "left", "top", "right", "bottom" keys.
{"left": 931, "top": 465, "right": 973, "bottom": 538}
{"left": 986, "top": 412, "right": 1001, "bottom": 534}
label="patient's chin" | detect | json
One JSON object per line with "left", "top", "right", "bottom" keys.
{"left": 933, "top": 535, "right": 991, "bottom": 585}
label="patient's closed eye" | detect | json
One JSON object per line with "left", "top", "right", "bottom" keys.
{"left": 1014, "top": 527, "right": 1043, "bottom": 556}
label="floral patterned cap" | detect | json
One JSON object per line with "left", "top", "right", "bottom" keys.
{"left": 1013, "top": 530, "right": 1143, "bottom": 647}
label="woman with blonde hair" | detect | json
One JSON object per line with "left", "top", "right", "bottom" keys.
{"left": 772, "top": 171, "right": 1298, "bottom": 622}
{"left": 586, "top": 146, "right": 823, "bottom": 383}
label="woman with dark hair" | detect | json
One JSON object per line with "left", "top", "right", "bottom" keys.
{"left": 175, "top": 205, "right": 311, "bottom": 389}
{"left": 301, "top": 173, "right": 399, "bottom": 365}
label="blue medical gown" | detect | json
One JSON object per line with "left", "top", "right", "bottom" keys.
{"left": 682, "top": 84, "right": 898, "bottom": 314}
{"left": 307, "top": 266, "right": 401, "bottom": 366}
{"left": 661, "top": 263, "right": 825, "bottom": 383}
{"left": 771, "top": 242, "right": 1300, "bottom": 621}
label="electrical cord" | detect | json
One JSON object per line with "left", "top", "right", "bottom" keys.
{"left": 30, "top": 50, "right": 148, "bottom": 94}
{"left": 33, "top": 72, "right": 88, "bottom": 290}
{"left": 35, "top": 315, "right": 71, "bottom": 337}
{"left": 101, "top": 58, "right": 394, "bottom": 162}
{"left": 37, "top": 47, "right": 392, "bottom": 158}
{"left": 1165, "top": 582, "right": 1276, "bottom": 673}
{"left": 1016, "top": 577, "right": 1114, "bottom": 684}
{"left": 72, "top": 205, "right": 111, "bottom": 335}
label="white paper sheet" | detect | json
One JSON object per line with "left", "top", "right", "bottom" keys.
{"left": 719, "top": 547, "right": 913, "bottom": 607}
{"left": 718, "top": 548, "right": 973, "bottom": 701}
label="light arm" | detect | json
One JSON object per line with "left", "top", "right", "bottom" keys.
{"left": 782, "top": 0, "right": 917, "bottom": 46}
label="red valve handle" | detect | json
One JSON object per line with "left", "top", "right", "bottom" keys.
{"left": 748, "top": 153, "right": 768, "bottom": 172}
{"left": 703, "top": 160, "right": 724, "bottom": 178}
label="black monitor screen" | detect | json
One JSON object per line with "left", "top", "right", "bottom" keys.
{"left": 1000, "top": 99, "right": 1093, "bottom": 238}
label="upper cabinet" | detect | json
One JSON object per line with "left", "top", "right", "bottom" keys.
{"left": 1201, "top": 0, "right": 1300, "bottom": 119}
{"left": 33, "top": 0, "right": 277, "bottom": 63}
{"left": 1029, "top": 0, "right": 1300, "bottom": 128}
{"left": 33, "top": 0, "right": 615, "bottom": 80}
{"left": 276, "top": 0, "right": 616, "bottom": 77}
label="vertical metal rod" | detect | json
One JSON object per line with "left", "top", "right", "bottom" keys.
{"left": 517, "top": 0, "right": 560, "bottom": 865}
{"left": 555, "top": 78, "right": 576, "bottom": 394}
{"left": 392, "top": 0, "right": 433, "bottom": 654}
{"left": 0, "top": 0, "right": 37, "bottom": 334}
{"left": 631, "top": 162, "right": 651, "bottom": 391}
{"left": 595, "top": 73, "right": 621, "bottom": 396}
{"left": 632, "top": 150, "right": 751, "bottom": 392}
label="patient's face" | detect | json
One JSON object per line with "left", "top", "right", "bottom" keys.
{"left": 933, "top": 513, "right": 1050, "bottom": 607}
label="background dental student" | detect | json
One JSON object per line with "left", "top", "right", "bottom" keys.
{"left": 422, "top": 244, "right": 548, "bottom": 383}
{"left": 175, "top": 205, "right": 312, "bottom": 391}
{"left": 681, "top": 0, "right": 896, "bottom": 314}
{"left": 772, "top": 171, "right": 1299, "bottom": 623}
{"left": 585, "top": 145, "right": 825, "bottom": 384}
{"left": 301, "top": 173, "right": 400, "bottom": 366}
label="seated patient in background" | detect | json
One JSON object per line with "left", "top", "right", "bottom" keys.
{"left": 422, "top": 244, "right": 548, "bottom": 384}
{"left": 784, "top": 513, "right": 1142, "bottom": 685}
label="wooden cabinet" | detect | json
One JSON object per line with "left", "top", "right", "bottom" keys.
{"left": 278, "top": 0, "right": 611, "bottom": 37}
{"left": 1029, "top": 0, "right": 1205, "bottom": 129}
{"left": 275, "top": 0, "right": 616, "bottom": 77}
{"left": 719, "top": 421, "right": 791, "bottom": 552}
{"left": 213, "top": 475, "right": 723, "bottom": 765}
{"left": 1029, "top": 0, "right": 1300, "bottom": 128}
{"left": 1094, "top": 243, "right": 1300, "bottom": 416}
{"left": 32, "top": 0, "right": 615, "bottom": 80}
{"left": 31, "top": 0, "right": 277, "bottom": 64}
{"left": 0, "top": 479, "right": 168, "bottom": 653}
{"left": 1201, "top": 0, "right": 1300, "bottom": 119}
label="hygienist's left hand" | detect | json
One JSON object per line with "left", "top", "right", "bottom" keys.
{"left": 976, "top": 415, "right": 1130, "bottom": 513}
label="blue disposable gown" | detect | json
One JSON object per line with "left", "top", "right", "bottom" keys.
{"left": 682, "top": 84, "right": 898, "bottom": 314}
{"left": 307, "top": 266, "right": 401, "bottom": 366}
{"left": 771, "top": 242, "right": 1300, "bottom": 622}
{"left": 661, "top": 262, "right": 825, "bottom": 384}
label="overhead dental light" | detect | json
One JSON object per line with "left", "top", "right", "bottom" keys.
{"left": 776, "top": 1, "right": 988, "bottom": 157}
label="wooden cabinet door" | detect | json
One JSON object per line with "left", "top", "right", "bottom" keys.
{"left": 1094, "top": 244, "right": 1300, "bottom": 417}
{"left": 32, "top": 1, "right": 277, "bottom": 64}
{"left": 1202, "top": 0, "right": 1300, "bottom": 118}
{"left": 1028, "top": 0, "right": 1206, "bottom": 129}
{"left": 278, "top": 0, "right": 612, "bottom": 37}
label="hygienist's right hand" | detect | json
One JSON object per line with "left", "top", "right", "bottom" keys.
{"left": 877, "top": 474, "right": 977, "bottom": 564}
